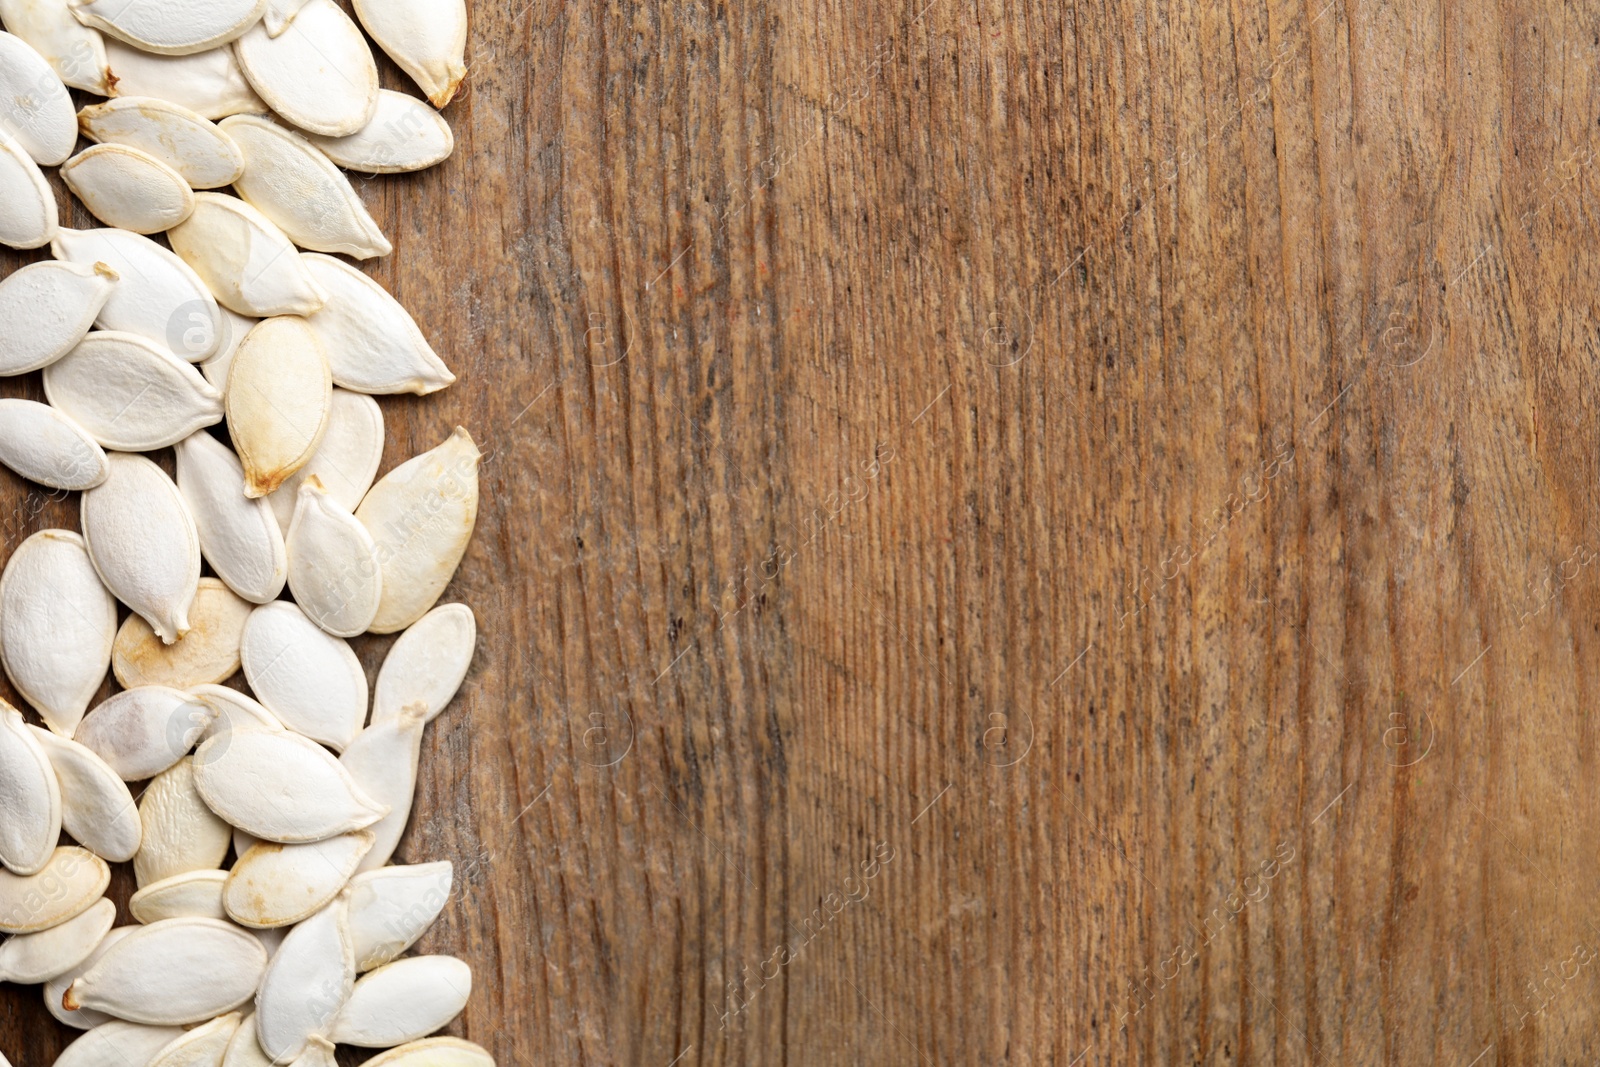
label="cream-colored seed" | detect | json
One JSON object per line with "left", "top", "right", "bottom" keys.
{"left": 327, "top": 956, "right": 472, "bottom": 1047}
{"left": 0, "top": 846, "right": 110, "bottom": 934}
{"left": 191, "top": 729, "right": 387, "bottom": 843}
{"left": 53, "top": 1020, "right": 187, "bottom": 1067}
{"left": 0, "top": 896, "right": 115, "bottom": 984}
{"left": 27, "top": 727, "right": 141, "bottom": 863}
{"left": 128, "top": 868, "right": 228, "bottom": 923}
{"left": 74, "top": 686, "right": 215, "bottom": 782}
{"left": 51, "top": 227, "right": 223, "bottom": 361}
{"left": 44, "top": 332, "right": 223, "bottom": 450}
{"left": 0, "top": 133, "right": 58, "bottom": 249}
{"left": 168, "top": 193, "right": 328, "bottom": 317}
{"left": 308, "top": 89, "right": 454, "bottom": 174}
{"left": 301, "top": 253, "right": 454, "bottom": 395}
{"left": 64, "top": 917, "right": 269, "bottom": 1025}
{"left": 234, "top": 0, "right": 378, "bottom": 138}
{"left": 269, "top": 388, "right": 383, "bottom": 535}
{"left": 287, "top": 477, "right": 384, "bottom": 637}
{"left": 0, "top": 0, "right": 112, "bottom": 94}
{"left": 0, "top": 30, "right": 77, "bottom": 164}
{"left": 351, "top": 0, "right": 466, "bottom": 108}
{"left": 80, "top": 453, "right": 202, "bottom": 644}
{"left": 372, "top": 603, "right": 475, "bottom": 725}
{"left": 46, "top": 925, "right": 134, "bottom": 1030}
{"left": 146, "top": 1012, "right": 243, "bottom": 1067}
{"left": 0, "top": 260, "right": 116, "bottom": 376}
{"left": 175, "top": 431, "right": 289, "bottom": 604}
{"left": 240, "top": 601, "right": 366, "bottom": 749}
{"left": 102, "top": 39, "right": 266, "bottom": 119}
{"left": 0, "top": 705, "right": 61, "bottom": 876}
{"left": 254, "top": 894, "right": 354, "bottom": 1061}
{"left": 113, "top": 577, "right": 252, "bottom": 689}
{"left": 225, "top": 316, "right": 333, "bottom": 498}
{"left": 60, "top": 143, "right": 196, "bottom": 233}
{"left": 134, "top": 757, "right": 232, "bottom": 888}
{"left": 70, "top": 0, "right": 267, "bottom": 55}
{"left": 224, "top": 831, "right": 374, "bottom": 928}
{"left": 77, "top": 96, "right": 244, "bottom": 187}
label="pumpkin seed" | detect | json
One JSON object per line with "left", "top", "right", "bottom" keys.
{"left": 254, "top": 894, "right": 353, "bottom": 1061}
{"left": 235, "top": 0, "right": 378, "bottom": 138}
{"left": 0, "top": 399, "right": 109, "bottom": 489}
{"left": 287, "top": 477, "right": 384, "bottom": 637}
{"left": 260, "top": 0, "right": 311, "bottom": 34}
{"left": 0, "top": 132, "right": 57, "bottom": 249}
{"left": 45, "top": 332, "right": 224, "bottom": 450}
{"left": 269, "top": 388, "right": 383, "bottom": 535}
{"left": 200, "top": 306, "right": 256, "bottom": 386}
{"left": 290, "top": 1037, "right": 338, "bottom": 1067}
{"left": 225, "top": 830, "right": 373, "bottom": 928}
{"left": 0, "top": 0, "right": 111, "bottom": 93}
{"left": 0, "top": 704, "right": 61, "bottom": 875}
{"left": 192, "top": 729, "right": 387, "bottom": 842}
{"left": 175, "top": 431, "right": 289, "bottom": 604}
{"left": 372, "top": 603, "right": 475, "bottom": 726}
{"left": 226, "top": 316, "right": 333, "bottom": 498}
{"left": 357, "top": 427, "right": 480, "bottom": 633}
{"left": 359, "top": 1038, "right": 495, "bottom": 1067}
{"left": 0, "top": 887, "right": 113, "bottom": 983}
{"left": 0, "top": 29, "right": 77, "bottom": 163}
{"left": 307, "top": 89, "right": 453, "bottom": 174}
{"left": 346, "top": 861, "right": 451, "bottom": 970}
{"left": 78, "top": 96, "right": 245, "bottom": 187}
{"left": 28, "top": 727, "right": 142, "bottom": 863}
{"left": 222, "top": 115, "right": 392, "bottom": 258}
{"left": 81, "top": 453, "right": 202, "bottom": 644}
{"left": 52, "top": 227, "right": 224, "bottom": 361}
{"left": 0, "top": 259, "right": 117, "bottom": 376}
{"left": 64, "top": 916, "right": 269, "bottom": 1025}
{"left": 222, "top": 1014, "right": 276, "bottom": 1067}
{"left": 0, "top": 846, "right": 109, "bottom": 934}
{"left": 114, "top": 578, "right": 253, "bottom": 689}
{"left": 351, "top": 0, "right": 465, "bottom": 108}
{"left": 169, "top": 193, "right": 329, "bottom": 317}
{"left": 135, "top": 756, "right": 233, "bottom": 887}
{"left": 328, "top": 955, "right": 471, "bottom": 1047}
{"left": 71, "top": 0, "right": 266, "bottom": 55}
{"left": 128, "top": 868, "right": 228, "bottom": 923}
{"left": 46, "top": 924, "right": 133, "bottom": 1029}
{"left": 74, "top": 686, "right": 216, "bottom": 781}
{"left": 240, "top": 600, "right": 366, "bottom": 749}
{"left": 301, "top": 254, "right": 453, "bottom": 395}
{"left": 104, "top": 39, "right": 267, "bottom": 119}
{"left": 190, "top": 685, "right": 283, "bottom": 740}
{"left": 54, "top": 1021, "right": 187, "bottom": 1067}
{"left": 340, "top": 704, "right": 423, "bottom": 872}
{"left": 147, "top": 1012, "right": 243, "bottom": 1067}
{"left": 61, "top": 143, "right": 197, "bottom": 233}
{"left": 0, "top": 530, "right": 116, "bottom": 736}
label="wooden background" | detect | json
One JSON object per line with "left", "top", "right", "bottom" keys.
{"left": 8, "top": 0, "right": 1600, "bottom": 1062}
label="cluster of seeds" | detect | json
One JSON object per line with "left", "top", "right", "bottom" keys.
{"left": 0, "top": 0, "right": 492, "bottom": 1064}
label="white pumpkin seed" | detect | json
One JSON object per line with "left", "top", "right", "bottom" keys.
{"left": 307, "top": 88, "right": 453, "bottom": 173}
{"left": 372, "top": 603, "right": 475, "bottom": 726}
{"left": 0, "top": 399, "right": 109, "bottom": 489}
{"left": 81, "top": 453, "right": 203, "bottom": 643}
{"left": 74, "top": 686, "right": 216, "bottom": 781}
{"left": 54, "top": 1021, "right": 187, "bottom": 1067}
{"left": 0, "top": 30, "right": 77, "bottom": 163}
{"left": 340, "top": 705, "right": 423, "bottom": 872}
{"left": 135, "top": 756, "right": 232, "bottom": 887}
{"left": 357, "top": 427, "right": 480, "bottom": 633}
{"left": 235, "top": 0, "right": 377, "bottom": 138}
{"left": 240, "top": 601, "right": 366, "bottom": 749}
{"left": 226, "top": 315, "right": 333, "bottom": 498}
{"left": 254, "top": 894, "right": 353, "bottom": 1061}
{"left": 260, "top": 0, "right": 311, "bottom": 34}
{"left": 351, "top": 0, "right": 464, "bottom": 108}
{"left": 70, "top": 0, "right": 266, "bottom": 55}
{"left": 0, "top": 131, "right": 57, "bottom": 249}
{"left": 287, "top": 478, "right": 383, "bottom": 637}
{"left": 45, "top": 331, "right": 224, "bottom": 450}
{"left": 346, "top": 861, "right": 451, "bottom": 970}
{"left": 0, "top": 846, "right": 109, "bottom": 934}
{"left": 52, "top": 227, "right": 224, "bottom": 361}
{"left": 128, "top": 868, "right": 227, "bottom": 922}
{"left": 0, "top": 895, "right": 114, "bottom": 983}
{"left": 301, "top": 254, "right": 453, "bottom": 394}
{"left": 223, "top": 1014, "right": 276, "bottom": 1067}
{"left": 64, "top": 916, "right": 269, "bottom": 1025}
{"left": 359, "top": 1038, "right": 495, "bottom": 1067}
{"left": 0, "top": 530, "right": 115, "bottom": 735}
{"left": 190, "top": 684, "right": 283, "bottom": 740}
{"left": 104, "top": 39, "right": 266, "bottom": 119}
{"left": 147, "top": 1012, "right": 242, "bottom": 1067}
{"left": 78, "top": 96, "right": 244, "bottom": 187}
{"left": 175, "top": 431, "right": 289, "bottom": 603}
{"left": 289, "top": 1037, "right": 338, "bottom": 1067}
{"left": 46, "top": 924, "right": 134, "bottom": 1029}
{"left": 28, "top": 727, "right": 141, "bottom": 862}
{"left": 328, "top": 956, "right": 471, "bottom": 1047}
{"left": 0, "top": 259, "right": 116, "bottom": 375}
{"left": 199, "top": 306, "right": 255, "bottom": 385}
{"left": 269, "top": 388, "right": 383, "bottom": 535}
{"left": 114, "top": 577, "right": 253, "bottom": 689}
{"left": 61, "top": 143, "right": 197, "bottom": 233}
{"left": 225, "top": 830, "right": 373, "bottom": 928}
{"left": 0, "top": 704, "right": 61, "bottom": 875}
{"left": 222, "top": 115, "right": 392, "bottom": 258}
{"left": 192, "top": 729, "right": 387, "bottom": 842}
{"left": 0, "top": 0, "right": 111, "bottom": 93}
{"left": 169, "top": 193, "right": 328, "bottom": 317}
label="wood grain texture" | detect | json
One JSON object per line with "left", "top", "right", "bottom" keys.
{"left": 6, "top": 0, "right": 1600, "bottom": 1062}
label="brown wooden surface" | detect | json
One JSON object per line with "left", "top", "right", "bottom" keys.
{"left": 9, "top": 0, "right": 1600, "bottom": 1063}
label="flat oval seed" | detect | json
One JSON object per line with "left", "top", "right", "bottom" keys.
{"left": 235, "top": 0, "right": 377, "bottom": 137}
{"left": 129, "top": 868, "right": 227, "bottom": 922}
{"left": 269, "top": 388, "right": 383, "bottom": 535}
{"left": 358, "top": 1039, "right": 495, "bottom": 1067}
{"left": 192, "top": 729, "right": 387, "bottom": 843}
{"left": 82, "top": 453, "right": 203, "bottom": 643}
{"left": 64, "top": 917, "right": 269, "bottom": 1025}
{"left": 255, "top": 895, "right": 354, "bottom": 1061}
{"left": 175, "top": 431, "right": 288, "bottom": 603}
{"left": 190, "top": 684, "right": 283, "bottom": 740}
{"left": 351, "top": 0, "right": 465, "bottom": 108}
{"left": 135, "top": 756, "right": 232, "bottom": 887}
{"left": 70, "top": 0, "right": 266, "bottom": 55}
{"left": 0, "top": 132, "right": 58, "bottom": 248}
{"left": 148, "top": 1012, "right": 242, "bottom": 1067}
{"left": 46, "top": 925, "right": 134, "bottom": 1029}
{"left": 170, "top": 194, "right": 328, "bottom": 317}
{"left": 240, "top": 601, "right": 366, "bottom": 749}
{"left": 0, "top": 260, "right": 117, "bottom": 375}
{"left": 52, "top": 227, "right": 224, "bottom": 361}
{"left": 0, "top": 30, "right": 77, "bottom": 163}
{"left": 199, "top": 306, "right": 255, "bottom": 385}
{"left": 46, "top": 332, "right": 224, "bottom": 450}
{"left": 114, "top": 578, "right": 252, "bottom": 689}
{"left": 0, "top": 399, "right": 109, "bottom": 489}
{"left": 287, "top": 478, "right": 383, "bottom": 637}
{"left": 372, "top": 603, "right": 475, "bottom": 725}
{"left": 346, "top": 862, "right": 451, "bottom": 971}
{"left": 223, "top": 1014, "right": 276, "bottom": 1067}
{"left": 78, "top": 96, "right": 244, "bottom": 187}
{"left": 0, "top": 846, "right": 109, "bottom": 933}
{"left": 0, "top": 895, "right": 114, "bottom": 983}
{"left": 0, "top": 705, "right": 61, "bottom": 875}
{"left": 307, "top": 89, "right": 453, "bottom": 174}
{"left": 261, "top": 0, "right": 311, "bottom": 34}
{"left": 340, "top": 706, "right": 423, "bottom": 872}
{"left": 222, "top": 115, "right": 391, "bottom": 258}
{"left": 0, "top": 0, "right": 112, "bottom": 93}
{"left": 328, "top": 956, "right": 471, "bottom": 1047}
{"left": 0, "top": 530, "right": 116, "bottom": 735}
{"left": 28, "top": 727, "right": 141, "bottom": 862}
{"left": 225, "top": 831, "right": 372, "bottom": 928}
{"left": 357, "top": 428, "right": 480, "bottom": 633}
{"left": 74, "top": 686, "right": 216, "bottom": 781}
{"left": 60, "top": 143, "right": 196, "bottom": 233}
{"left": 226, "top": 316, "right": 332, "bottom": 498}
{"left": 104, "top": 39, "right": 266, "bottom": 119}
{"left": 55, "top": 1021, "right": 187, "bottom": 1067}
{"left": 301, "top": 254, "right": 453, "bottom": 394}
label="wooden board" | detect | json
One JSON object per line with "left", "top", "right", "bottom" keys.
{"left": 8, "top": 0, "right": 1600, "bottom": 1062}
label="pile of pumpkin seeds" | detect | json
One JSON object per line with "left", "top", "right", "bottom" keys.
{"left": 0, "top": 0, "right": 492, "bottom": 1063}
